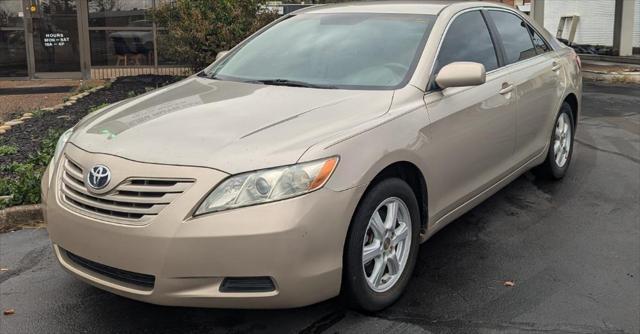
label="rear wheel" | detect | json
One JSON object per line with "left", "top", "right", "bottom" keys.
{"left": 343, "top": 178, "right": 420, "bottom": 311}
{"left": 536, "top": 102, "right": 575, "bottom": 179}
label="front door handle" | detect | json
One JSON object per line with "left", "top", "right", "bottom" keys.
{"left": 552, "top": 61, "right": 562, "bottom": 71}
{"left": 499, "top": 83, "right": 514, "bottom": 95}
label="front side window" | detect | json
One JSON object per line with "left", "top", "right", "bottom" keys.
{"left": 489, "top": 11, "right": 536, "bottom": 65}
{"left": 205, "top": 13, "right": 437, "bottom": 90}
{"left": 434, "top": 11, "right": 498, "bottom": 74}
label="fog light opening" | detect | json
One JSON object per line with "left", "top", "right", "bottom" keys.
{"left": 219, "top": 277, "right": 276, "bottom": 293}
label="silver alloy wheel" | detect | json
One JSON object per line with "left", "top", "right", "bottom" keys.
{"left": 553, "top": 113, "right": 572, "bottom": 168}
{"left": 362, "top": 197, "right": 412, "bottom": 292}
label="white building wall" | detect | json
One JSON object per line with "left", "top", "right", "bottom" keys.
{"left": 543, "top": 0, "right": 640, "bottom": 47}
{"left": 634, "top": 0, "right": 640, "bottom": 47}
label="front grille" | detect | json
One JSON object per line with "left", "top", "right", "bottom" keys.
{"left": 65, "top": 250, "right": 155, "bottom": 289}
{"left": 59, "top": 158, "right": 193, "bottom": 224}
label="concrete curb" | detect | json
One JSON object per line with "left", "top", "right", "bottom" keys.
{"left": 579, "top": 54, "right": 640, "bottom": 65}
{"left": 583, "top": 71, "right": 640, "bottom": 84}
{"left": 0, "top": 81, "right": 111, "bottom": 137}
{"left": 0, "top": 204, "right": 44, "bottom": 233}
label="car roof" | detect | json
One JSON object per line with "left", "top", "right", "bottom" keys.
{"left": 297, "top": 1, "right": 509, "bottom": 15}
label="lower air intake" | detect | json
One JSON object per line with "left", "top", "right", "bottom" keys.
{"left": 65, "top": 250, "right": 155, "bottom": 289}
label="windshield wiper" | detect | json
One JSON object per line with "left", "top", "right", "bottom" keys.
{"left": 248, "top": 79, "right": 338, "bottom": 89}
{"left": 198, "top": 71, "right": 217, "bottom": 79}
{"left": 200, "top": 75, "right": 338, "bottom": 89}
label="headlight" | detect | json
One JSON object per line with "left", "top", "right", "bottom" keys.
{"left": 48, "top": 128, "right": 73, "bottom": 187}
{"left": 51, "top": 129, "right": 73, "bottom": 170}
{"left": 195, "top": 157, "right": 339, "bottom": 215}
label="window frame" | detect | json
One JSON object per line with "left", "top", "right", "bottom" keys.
{"left": 485, "top": 9, "right": 540, "bottom": 66}
{"left": 526, "top": 23, "right": 552, "bottom": 55}
{"left": 426, "top": 8, "right": 504, "bottom": 92}
{"left": 427, "top": 6, "right": 557, "bottom": 92}
{"left": 483, "top": 8, "right": 556, "bottom": 65}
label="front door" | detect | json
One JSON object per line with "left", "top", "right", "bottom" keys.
{"left": 26, "top": 0, "right": 81, "bottom": 78}
{"left": 423, "top": 10, "right": 517, "bottom": 224}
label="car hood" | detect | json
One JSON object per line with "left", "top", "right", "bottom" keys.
{"left": 71, "top": 77, "right": 394, "bottom": 174}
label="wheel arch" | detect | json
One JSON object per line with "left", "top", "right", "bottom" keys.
{"left": 358, "top": 160, "right": 429, "bottom": 237}
{"left": 564, "top": 92, "right": 579, "bottom": 127}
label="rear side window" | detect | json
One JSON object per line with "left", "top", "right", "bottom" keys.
{"left": 434, "top": 11, "right": 498, "bottom": 74}
{"left": 528, "top": 27, "right": 550, "bottom": 54}
{"left": 488, "top": 11, "right": 536, "bottom": 65}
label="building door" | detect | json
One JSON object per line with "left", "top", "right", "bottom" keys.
{"left": 0, "top": 0, "right": 29, "bottom": 78}
{"left": 27, "top": 0, "right": 82, "bottom": 78}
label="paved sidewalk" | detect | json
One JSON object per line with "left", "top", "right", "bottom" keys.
{"left": 0, "top": 79, "right": 104, "bottom": 122}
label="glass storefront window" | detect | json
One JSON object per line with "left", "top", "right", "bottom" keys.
{"left": 1, "top": 0, "right": 187, "bottom": 78}
{"left": 88, "top": 0, "right": 156, "bottom": 67}
{"left": 1, "top": 0, "right": 27, "bottom": 77}
{"left": 88, "top": 0, "right": 153, "bottom": 27}
{"left": 0, "top": 30, "right": 27, "bottom": 76}
{"left": 0, "top": 0, "right": 23, "bottom": 27}
{"left": 90, "top": 30, "right": 154, "bottom": 66}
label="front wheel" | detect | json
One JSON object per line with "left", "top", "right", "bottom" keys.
{"left": 342, "top": 178, "right": 420, "bottom": 311}
{"left": 536, "top": 102, "right": 575, "bottom": 179}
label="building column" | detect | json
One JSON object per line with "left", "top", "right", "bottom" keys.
{"left": 530, "top": 0, "right": 545, "bottom": 26}
{"left": 613, "top": 0, "right": 636, "bottom": 56}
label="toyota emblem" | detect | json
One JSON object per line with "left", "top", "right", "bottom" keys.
{"left": 86, "top": 165, "right": 111, "bottom": 190}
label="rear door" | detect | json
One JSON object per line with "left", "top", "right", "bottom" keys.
{"left": 424, "top": 10, "right": 516, "bottom": 223}
{"left": 486, "top": 10, "right": 564, "bottom": 165}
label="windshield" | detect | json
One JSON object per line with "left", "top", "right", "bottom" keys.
{"left": 203, "top": 13, "right": 436, "bottom": 90}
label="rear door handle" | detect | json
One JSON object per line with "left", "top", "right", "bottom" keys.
{"left": 499, "top": 83, "right": 514, "bottom": 95}
{"left": 552, "top": 61, "right": 562, "bottom": 71}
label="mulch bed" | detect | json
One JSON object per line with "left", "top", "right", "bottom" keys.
{"left": 0, "top": 75, "right": 182, "bottom": 177}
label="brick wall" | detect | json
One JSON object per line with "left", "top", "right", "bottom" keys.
{"left": 91, "top": 67, "right": 192, "bottom": 80}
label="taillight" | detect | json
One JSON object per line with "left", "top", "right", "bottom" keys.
{"left": 570, "top": 49, "right": 581, "bottom": 69}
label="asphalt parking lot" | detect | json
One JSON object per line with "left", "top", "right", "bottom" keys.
{"left": 1, "top": 81, "right": 638, "bottom": 334}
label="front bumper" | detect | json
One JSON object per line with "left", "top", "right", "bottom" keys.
{"left": 44, "top": 145, "right": 364, "bottom": 308}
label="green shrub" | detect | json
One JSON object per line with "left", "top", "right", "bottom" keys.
{"left": 0, "top": 145, "right": 18, "bottom": 156}
{"left": 0, "top": 129, "right": 64, "bottom": 209}
{"left": 88, "top": 103, "right": 109, "bottom": 113}
{"left": 153, "top": 0, "right": 279, "bottom": 72}
{"left": 0, "top": 163, "right": 44, "bottom": 209}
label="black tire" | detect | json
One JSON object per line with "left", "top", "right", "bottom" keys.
{"left": 342, "top": 178, "right": 420, "bottom": 312}
{"left": 535, "top": 102, "right": 575, "bottom": 180}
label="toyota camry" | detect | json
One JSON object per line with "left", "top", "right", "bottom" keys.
{"left": 42, "top": 1, "right": 581, "bottom": 311}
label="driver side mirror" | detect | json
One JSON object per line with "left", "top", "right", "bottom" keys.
{"left": 216, "top": 50, "right": 229, "bottom": 61}
{"left": 435, "top": 62, "right": 486, "bottom": 89}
